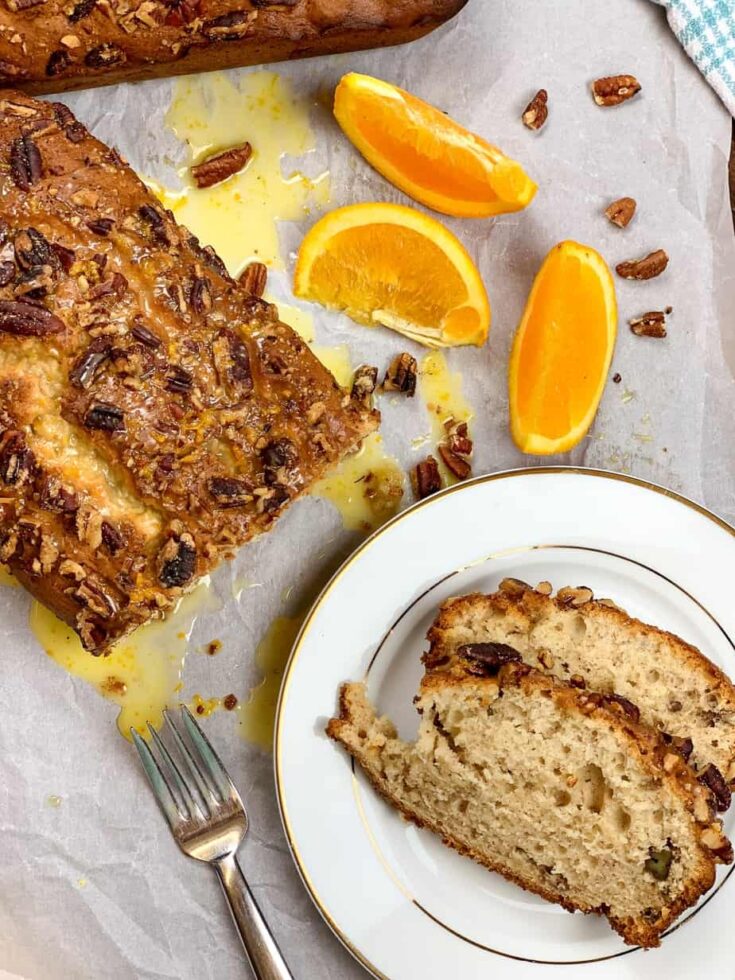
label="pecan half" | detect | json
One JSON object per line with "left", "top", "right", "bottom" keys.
{"left": 84, "top": 402, "right": 125, "bottom": 432}
{"left": 100, "top": 520, "right": 124, "bottom": 555}
{"left": 86, "top": 217, "right": 114, "bottom": 236}
{"left": 190, "top": 276, "right": 212, "bottom": 313}
{"left": 411, "top": 456, "right": 442, "bottom": 500}
{"left": 212, "top": 328, "right": 252, "bottom": 396}
{"left": 238, "top": 260, "right": 267, "bottom": 297}
{"left": 458, "top": 641, "right": 523, "bottom": 674}
{"left": 351, "top": 365, "right": 378, "bottom": 408}
{"left": 383, "top": 353, "right": 417, "bottom": 396}
{"left": 0, "top": 300, "right": 64, "bottom": 336}
{"left": 698, "top": 764, "right": 732, "bottom": 812}
{"left": 591, "top": 75, "right": 641, "bottom": 107}
{"left": 166, "top": 365, "right": 193, "bottom": 394}
{"left": 522, "top": 89, "right": 548, "bottom": 130}
{"left": 616, "top": 250, "right": 668, "bottom": 280}
{"left": 157, "top": 532, "right": 197, "bottom": 588}
{"left": 68, "top": 337, "right": 112, "bottom": 389}
{"left": 9, "top": 136, "right": 42, "bottom": 191}
{"left": 629, "top": 310, "right": 667, "bottom": 338}
{"left": 605, "top": 196, "right": 636, "bottom": 228}
{"left": 208, "top": 476, "right": 253, "bottom": 507}
{"left": 131, "top": 321, "right": 161, "bottom": 348}
{"left": 191, "top": 142, "right": 252, "bottom": 189}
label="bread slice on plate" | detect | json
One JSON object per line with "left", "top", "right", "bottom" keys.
{"left": 424, "top": 579, "right": 735, "bottom": 803}
{"left": 328, "top": 662, "right": 732, "bottom": 947}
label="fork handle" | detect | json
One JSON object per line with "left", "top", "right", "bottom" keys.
{"left": 214, "top": 854, "right": 293, "bottom": 980}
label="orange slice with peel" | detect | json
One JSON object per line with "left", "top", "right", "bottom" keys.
{"left": 334, "top": 72, "right": 537, "bottom": 219}
{"left": 293, "top": 203, "right": 490, "bottom": 348}
{"left": 509, "top": 241, "right": 617, "bottom": 455}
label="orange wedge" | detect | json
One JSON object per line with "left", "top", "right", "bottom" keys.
{"left": 293, "top": 203, "right": 490, "bottom": 348}
{"left": 333, "top": 72, "right": 537, "bottom": 219}
{"left": 509, "top": 241, "right": 617, "bottom": 455}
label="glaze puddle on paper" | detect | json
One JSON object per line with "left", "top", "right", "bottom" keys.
{"left": 419, "top": 351, "right": 474, "bottom": 482}
{"left": 238, "top": 610, "right": 307, "bottom": 749}
{"left": 156, "top": 70, "right": 329, "bottom": 276}
{"left": 29, "top": 582, "right": 219, "bottom": 739}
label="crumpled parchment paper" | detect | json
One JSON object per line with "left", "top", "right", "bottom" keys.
{"left": 1, "top": 0, "right": 734, "bottom": 977}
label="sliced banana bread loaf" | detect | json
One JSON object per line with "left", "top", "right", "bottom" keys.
{"left": 328, "top": 663, "right": 732, "bottom": 947}
{"left": 424, "top": 580, "right": 735, "bottom": 803}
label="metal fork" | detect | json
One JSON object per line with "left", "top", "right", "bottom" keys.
{"left": 131, "top": 706, "right": 293, "bottom": 980}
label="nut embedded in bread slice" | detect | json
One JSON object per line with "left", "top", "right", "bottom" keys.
{"left": 328, "top": 664, "right": 732, "bottom": 947}
{"left": 424, "top": 581, "right": 735, "bottom": 799}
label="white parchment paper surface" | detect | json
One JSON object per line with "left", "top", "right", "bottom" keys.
{"left": 1, "top": 0, "right": 734, "bottom": 977}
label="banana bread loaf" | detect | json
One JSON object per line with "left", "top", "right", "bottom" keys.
{"left": 328, "top": 664, "right": 732, "bottom": 947}
{"left": 0, "top": 0, "right": 469, "bottom": 95}
{"left": 0, "top": 89, "right": 378, "bottom": 653}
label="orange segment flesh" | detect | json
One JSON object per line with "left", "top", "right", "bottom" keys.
{"left": 334, "top": 73, "right": 537, "bottom": 219}
{"left": 294, "top": 203, "right": 490, "bottom": 348}
{"left": 509, "top": 241, "right": 617, "bottom": 454}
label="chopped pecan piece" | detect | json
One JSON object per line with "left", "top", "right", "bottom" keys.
{"left": 202, "top": 10, "right": 252, "bottom": 40}
{"left": 0, "top": 431, "right": 33, "bottom": 486}
{"left": 86, "top": 217, "right": 114, "bottom": 236}
{"left": 212, "top": 328, "right": 252, "bottom": 396}
{"left": 629, "top": 310, "right": 667, "bottom": 338}
{"left": 67, "top": 0, "right": 96, "bottom": 21}
{"left": 644, "top": 845, "right": 673, "bottom": 881}
{"left": 190, "top": 276, "right": 212, "bottom": 313}
{"left": 700, "top": 827, "right": 734, "bottom": 863}
{"left": 138, "top": 204, "right": 168, "bottom": 245}
{"left": 84, "top": 402, "right": 125, "bottom": 432}
{"left": 522, "top": 89, "right": 548, "bottom": 130}
{"left": 9, "top": 135, "right": 42, "bottom": 191}
{"left": 662, "top": 731, "right": 694, "bottom": 762}
{"left": 437, "top": 443, "right": 471, "bottom": 480}
{"left": 698, "top": 764, "right": 732, "bottom": 812}
{"left": 556, "top": 585, "right": 594, "bottom": 607}
{"left": 192, "top": 142, "right": 253, "bottom": 189}
{"left": 166, "top": 365, "right": 193, "bottom": 394}
{"left": 605, "top": 196, "right": 636, "bottom": 228}
{"left": 0, "top": 262, "right": 14, "bottom": 287}
{"left": 46, "top": 50, "right": 71, "bottom": 78}
{"left": 591, "top": 75, "right": 641, "bottom": 107}
{"left": 14, "top": 228, "right": 52, "bottom": 271}
{"left": 74, "top": 576, "right": 118, "bottom": 619}
{"left": 100, "top": 520, "right": 124, "bottom": 555}
{"left": 616, "top": 249, "right": 668, "bottom": 281}
{"left": 261, "top": 438, "right": 298, "bottom": 482}
{"left": 7, "top": 0, "right": 46, "bottom": 9}
{"left": 444, "top": 418, "right": 473, "bottom": 458}
{"left": 351, "top": 365, "right": 378, "bottom": 408}
{"left": 383, "top": 353, "right": 417, "bottom": 396}
{"left": 238, "top": 260, "right": 267, "bottom": 297}
{"left": 0, "top": 300, "right": 64, "bottom": 336}
{"left": 604, "top": 693, "right": 640, "bottom": 723}
{"left": 458, "top": 641, "right": 523, "bottom": 675}
{"left": 85, "top": 43, "right": 126, "bottom": 69}
{"left": 499, "top": 577, "right": 531, "bottom": 596}
{"left": 411, "top": 456, "right": 442, "bottom": 499}
{"left": 157, "top": 532, "right": 197, "bottom": 588}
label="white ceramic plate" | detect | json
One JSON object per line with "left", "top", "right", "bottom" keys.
{"left": 275, "top": 468, "right": 735, "bottom": 979}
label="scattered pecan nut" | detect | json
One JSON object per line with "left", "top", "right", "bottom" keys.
{"left": 438, "top": 443, "right": 471, "bottom": 480}
{"left": 84, "top": 402, "right": 125, "bottom": 432}
{"left": 499, "top": 577, "right": 531, "bottom": 596}
{"left": 351, "top": 365, "right": 378, "bottom": 408}
{"left": 629, "top": 310, "right": 667, "bottom": 338}
{"left": 383, "top": 353, "right": 417, "bottom": 396}
{"left": 616, "top": 249, "right": 668, "bottom": 280}
{"left": 208, "top": 476, "right": 253, "bottom": 508}
{"left": 522, "top": 89, "right": 548, "bottom": 131}
{"left": 605, "top": 196, "right": 636, "bottom": 228}
{"left": 238, "top": 260, "right": 267, "bottom": 298}
{"left": 591, "top": 74, "right": 641, "bottom": 107}
{"left": 700, "top": 826, "right": 734, "bottom": 863}
{"left": 192, "top": 142, "right": 253, "bottom": 189}
{"left": 556, "top": 585, "right": 593, "bottom": 606}
{"left": 411, "top": 456, "right": 442, "bottom": 500}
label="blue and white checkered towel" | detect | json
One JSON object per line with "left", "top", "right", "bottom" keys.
{"left": 653, "top": 0, "right": 735, "bottom": 115}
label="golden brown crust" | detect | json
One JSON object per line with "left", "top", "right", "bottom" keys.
{"left": 0, "top": 90, "right": 378, "bottom": 652}
{"left": 0, "top": 0, "right": 469, "bottom": 95}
